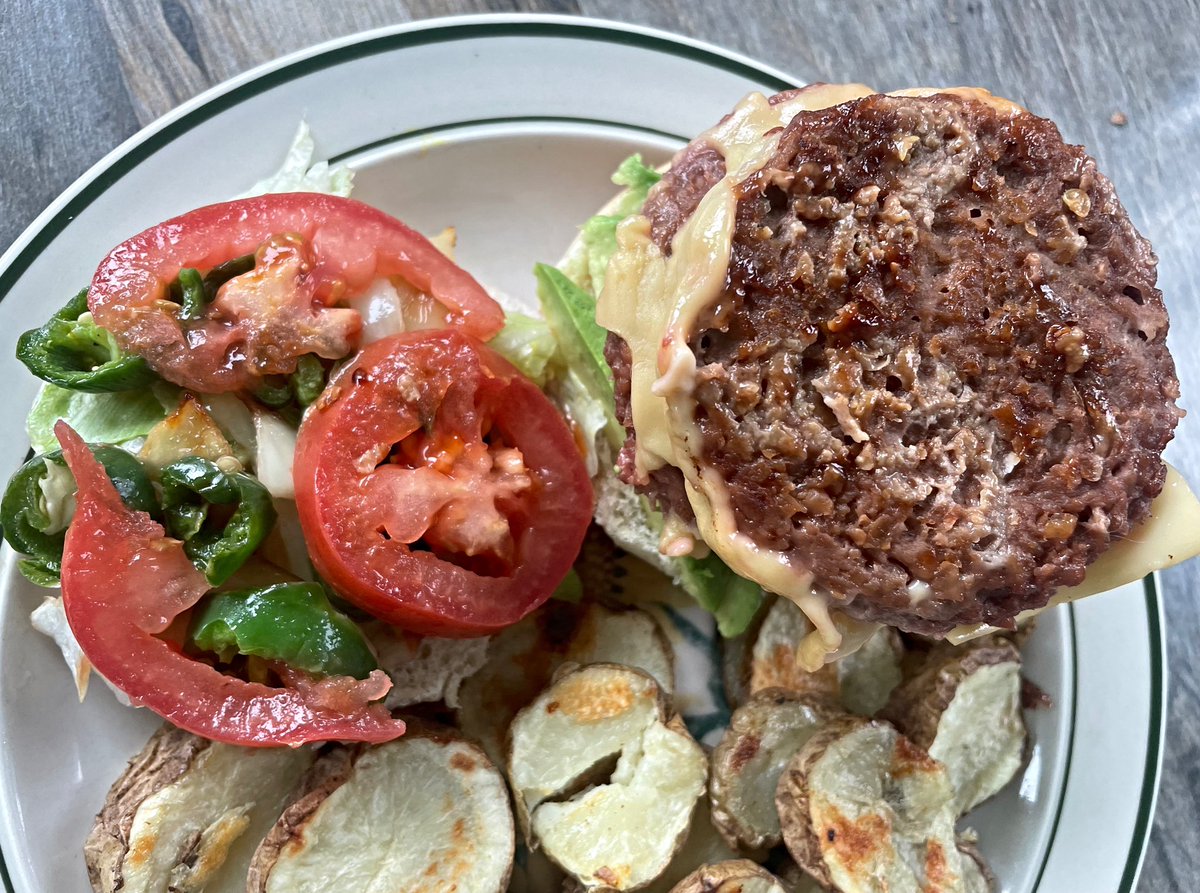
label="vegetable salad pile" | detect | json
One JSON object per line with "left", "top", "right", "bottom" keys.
{"left": 2, "top": 139, "right": 595, "bottom": 746}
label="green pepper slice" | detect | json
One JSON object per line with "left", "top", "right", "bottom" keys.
{"left": 188, "top": 582, "right": 379, "bottom": 680}
{"left": 159, "top": 457, "right": 277, "bottom": 586}
{"left": 1, "top": 444, "right": 157, "bottom": 586}
{"left": 16, "top": 290, "right": 158, "bottom": 393}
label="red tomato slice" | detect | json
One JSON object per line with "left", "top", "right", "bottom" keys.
{"left": 294, "top": 331, "right": 593, "bottom": 637}
{"left": 88, "top": 194, "right": 504, "bottom": 392}
{"left": 55, "top": 421, "right": 405, "bottom": 747}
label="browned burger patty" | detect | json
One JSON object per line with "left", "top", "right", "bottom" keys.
{"left": 607, "top": 90, "right": 1181, "bottom": 635}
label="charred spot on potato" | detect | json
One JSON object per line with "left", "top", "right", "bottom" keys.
{"left": 776, "top": 718, "right": 964, "bottom": 892}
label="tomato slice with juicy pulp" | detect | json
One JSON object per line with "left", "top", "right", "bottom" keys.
{"left": 88, "top": 193, "right": 504, "bottom": 392}
{"left": 294, "top": 331, "right": 594, "bottom": 637}
{"left": 54, "top": 422, "right": 405, "bottom": 746}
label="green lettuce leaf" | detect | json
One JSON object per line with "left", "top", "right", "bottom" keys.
{"left": 579, "top": 155, "right": 661, "bottom": 293}
{"left": 488, "top": 312, "right": 559, "bottom": 388}
{"left": 535, "top": 265, "right": 615, "bottom": 413}
{"left": 26, "top": 383, "right": 179, "bottom": 454}
{"left": 676, "top": 553, "right": 765, "bottom": 638}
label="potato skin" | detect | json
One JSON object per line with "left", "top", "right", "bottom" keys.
{"left": 244, "top": 745, "right": 359, "bottom": 893}
{"left": 84, "top": 725, "right": 211, "bottom": 893}
{"left": 773, "top": 717, "right": 866, "bottom": 890}
{"left": 709, "top": 690, "right": 842, "bottom": 856}
{"left": 879, "top": 637, "right": 1021, "bottom": 750}
{"left": 667, "top": 859, "right": 785, "bottom": 893}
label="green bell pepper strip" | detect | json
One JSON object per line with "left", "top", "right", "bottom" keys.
{"left": 291, "top": 354, "right": 326, "bottom": 407}
{"left": 169, "top": 253, "right": 256, "bottom": 321}
{"left": 159, "top": 457, "right": 277, "bottom": 586}
{"left": 253, "top": 355, "right": 326, "bottom": 410}
{"left": 0, "top": 444, "right": 157, "bottom": 586}
{"left": 188, "top": 582, "right": 379, "bottom": 680}
{"left": 16, "top": 289, "right": 158, "bottom": 393}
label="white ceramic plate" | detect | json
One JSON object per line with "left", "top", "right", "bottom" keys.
{"left": 0, "top": 15, "right": 1164, "bottom": 893}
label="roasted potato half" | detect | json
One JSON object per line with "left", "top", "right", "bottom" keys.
{"left": 723, "top": 597, "right": 902, "bottom": 715}
{"left": 709, "top": 691, "right": 842, "bottom": 855}
{"left": 880, "top": 637, "right": 1025, "bottom": 816}
{"left": 248, "top": 723, "right": 514, "bottom": 893}
{"left": 667, "top": 860, "right": 789, "bottom": 893}
{"left": 459, "top": 601, "right": 673, "bottom": 765}
{"left": 776, "top": 718, "right": 964, "bottom": 893}
{"left": 508, "top": 663, "right": 706, "bottom": 891}
{"left": 85, "top": 725, "right": 314, "bottom": 893}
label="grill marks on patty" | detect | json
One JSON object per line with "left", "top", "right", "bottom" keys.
{"left": 610, "top": 92, "right": 1180, "bottom": 633}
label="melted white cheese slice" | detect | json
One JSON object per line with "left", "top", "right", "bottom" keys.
{"left": 949, "top": 464, "right": 1200, "bottom": 643}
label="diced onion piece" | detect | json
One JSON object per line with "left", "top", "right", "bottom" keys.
{"left": 253, "top": 409, "right": 298, "bottom": 499}
{"left": 347, "top": 277, "right": 406, "bottom": 346}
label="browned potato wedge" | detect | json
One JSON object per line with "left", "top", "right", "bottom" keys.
{"left": 84, "top": 725, "right": 314, "bottom": 893}
{"left": 508, "top": 664, "right": 706, "bottom": 891}
{"left": 459, "top": 601, "right": 674, "bottom": 765}
{"left": 880, "top": 638, "right": 1025, "bottom": 816}
{"left": 723, "top": 597, "right": 902, "bottom": 715}
{"left": 709, "top": 691, "right": 843, "bottom": 855}
{"left": 667, "top": 860, "right": 789, "bottom": 893}
{"left": 776, "top": 718, "right": 964, "bottom": 893}
{"left": 248, "top": 724, "right": 514, "bottom": 893}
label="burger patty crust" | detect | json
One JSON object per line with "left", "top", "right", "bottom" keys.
{"left": 607, "top": 91, "right": 1181, "bottom": 634}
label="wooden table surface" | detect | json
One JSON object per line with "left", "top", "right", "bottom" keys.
{"left": 2, "top": 0, "right": 1198, "bottom": 889}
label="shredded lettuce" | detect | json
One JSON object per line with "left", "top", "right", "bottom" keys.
{"left": 26, "top": 383, "right": 179, "bottom": 455}
{"left": 242, "top": 121, "right": 354, "bottom": 198}
{"left": 578, "top": 155, "right": 661, "bottom": 293}
{"left": 488, "top": 312, "right": 559, "bottom": 388}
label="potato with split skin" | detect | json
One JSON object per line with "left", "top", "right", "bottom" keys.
{"left": 459, "top": 600, "right": 674, "bottom": 766}
{"left": 667, "top": 860, "right": 790, "bottom": 893}
{"left": 723, "top": 597, "right": 903, "bottom": 715}
{"left": 508, "top": 663, "right": 706, "bottom": 891}
{"left": 248, "top": 722, "right": 514, "bottom": 893}
{"left": 85, "top": 724, "right": 314, "bottom": 893}
{"left": 709, "top": 690, "right": 843, "bottom": 856}
{"left": 880, "top": 637, "right": 1025, "bottom": 816}
{"left": 776, "top": 717, "right": 964, "bottom": 893}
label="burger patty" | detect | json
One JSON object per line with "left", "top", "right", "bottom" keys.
{"left": 608, "top": 91, "right": 1181, "bottom": 634}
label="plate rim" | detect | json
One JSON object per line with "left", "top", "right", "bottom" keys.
{"left": 0, "top": 14, "right": 1166, "bottom": 893}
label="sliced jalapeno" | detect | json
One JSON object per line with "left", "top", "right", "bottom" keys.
{"left": 1, "top": 444, "right": 157, "bottom": 586}
{"left": 188, "top": 582, "right": 379, "bottom": 680}
{"left": 159, "top": 457, "right": 277, "bottom": 586}
{"left": 16, "top": 290, "right": 158, "bottom": 392}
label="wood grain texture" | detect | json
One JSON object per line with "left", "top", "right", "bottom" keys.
{"left": 1, "top": 1, "right": 1198, "bottom": 889}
